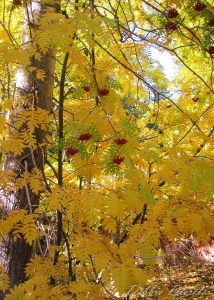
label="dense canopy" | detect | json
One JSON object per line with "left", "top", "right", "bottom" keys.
{"left": 0, "top": 0, "right": 214, "bottom": 299}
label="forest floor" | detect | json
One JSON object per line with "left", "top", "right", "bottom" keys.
{"left": 147, "top": 260, "right": 214, "bottom": 299}
{"left": 135, "top": 254, "right": 214, "bottom": 300}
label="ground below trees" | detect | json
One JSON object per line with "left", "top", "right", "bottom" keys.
{"left": 137, "top": 251, "right": 214, "bottom": 299}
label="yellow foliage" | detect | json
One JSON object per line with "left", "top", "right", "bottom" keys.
{"left": 0, "top": 265, "right": 10, "bottom": 292}
{"left": 1, "top": 0, "right": 214, "bottom": 298}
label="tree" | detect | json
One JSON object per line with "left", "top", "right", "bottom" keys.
{"left": 0, "top": 0, "right": 214, "bottom": 299}
{"left": 0, "top": 0, "right": 58, "bottom": 294}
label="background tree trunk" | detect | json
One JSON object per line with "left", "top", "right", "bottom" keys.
{"left": 0, "top": 1, "right": 58, "bottom": 296}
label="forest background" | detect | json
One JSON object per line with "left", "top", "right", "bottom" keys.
{"left": 0, "top": 0, "right": 214, "bottom": 299}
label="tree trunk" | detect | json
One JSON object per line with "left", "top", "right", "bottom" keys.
{"left": 0, "top": 0, "right": 58, "bottom": 296}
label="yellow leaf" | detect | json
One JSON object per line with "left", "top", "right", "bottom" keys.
{"left": 0, "top": 270, "right": 10, "bottom": 292}
{"left": 101, "top": 217, "right": 117, "bottom": 234}
{"left": 0, "top": 115, "right": 6, "bottom": 128}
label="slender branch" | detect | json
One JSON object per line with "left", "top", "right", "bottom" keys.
{"left": 46, "top": 160, "right": 58, "bottom": 178}
{"left": 194, "top": 126, "right": 214, "bottom": 157}
{"left": 58, "top": 52, "right": 69, "bottom": 186}
{"left": 62, "top": 229, "right": 74, "bottom": 281}
{"left": 51, "top": 52, "right": 69, "bottom": 286}
{"left": 117, "top": 205, "right": 147, "bottom": 246}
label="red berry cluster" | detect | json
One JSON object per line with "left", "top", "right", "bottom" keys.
{"left": 83, "top": 86, "right": 90, "bottom": 92}
{"left": 165, "top": 21, "right": 177, "bottom": 31}
{"left": 192, "top": 97, "right": 198, "bottom": 102}
{"left": 114, "top": 138, "right": 128, "bottom": 146}
{"left": 172, "top": 218, "right": 178, "bottom": 224}
{"left": 66, "top": 147, "right": 79, "bottom": 156}
{"left": 112, "top": 156, "right": 125, "bottom": 165}
{"left": 78, "top": 133, "right": 92, "bottom": 141}
{"left": 99, "top": 88, "right": 109, "bottom": 96}
{"left": 208, "top": 19, "right": 214, "bottom": 27}
{"left": 194, "top": 1, "right": 206, "bottom": 11}
{"left": 167, "top": 8, "right": 179, "bottom": 18}
{"left": 207, "top": 46, "right": 214, "bottom": 55}
{"left": 13, "top": 0, "right": 22, "bottom": 5}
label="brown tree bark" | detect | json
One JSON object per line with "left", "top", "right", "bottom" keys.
{"left": 0, "top": 1, "right": 58, "bottom": 296}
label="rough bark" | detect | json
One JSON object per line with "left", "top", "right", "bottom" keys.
{"left": 0, "top": 1, "right": 58, "bottom": 296}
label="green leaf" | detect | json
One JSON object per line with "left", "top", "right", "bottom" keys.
{"left": 138, "top": 183, "right": 155, "bottom": 206}
{"left": 202, "top": 9, "right": 213, "bottom": 21}
{"left": 102, "top": 17, "right": 117, "bottom": 28}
